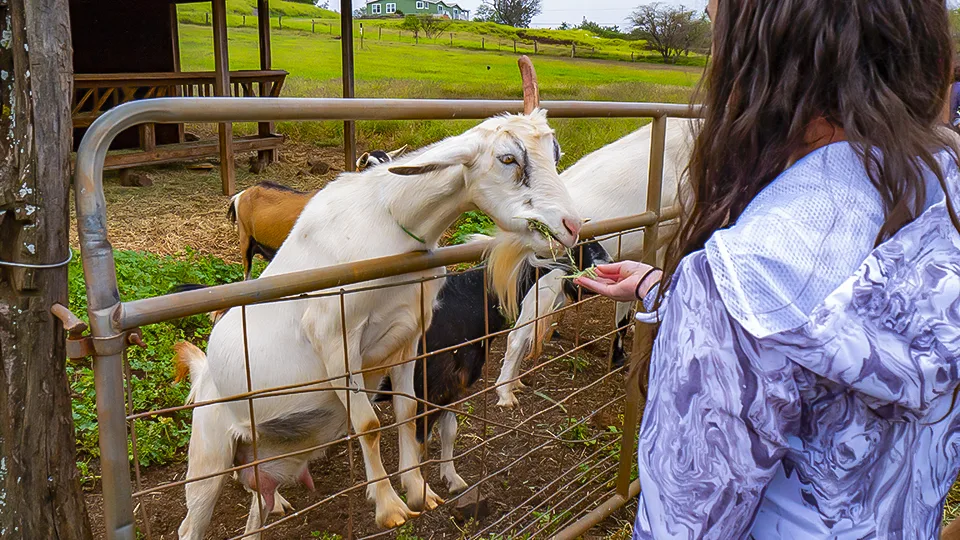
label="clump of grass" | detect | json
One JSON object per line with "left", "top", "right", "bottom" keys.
{"left": 562, "top": 266, "right": 598, "bottom": 280}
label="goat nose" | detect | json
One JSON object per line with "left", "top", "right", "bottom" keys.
{"left": 562, "top": 217, "right": 581, "bottom": 240}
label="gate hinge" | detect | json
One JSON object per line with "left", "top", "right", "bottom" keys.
{"left": 51, "top": 303, "right": 145, "bottom": 359}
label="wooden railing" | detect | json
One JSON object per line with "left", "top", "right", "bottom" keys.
{"left": 72, "top": 70, "right": 288, "bottom": 127}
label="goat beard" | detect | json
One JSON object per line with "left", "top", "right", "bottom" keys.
{"left": 483, "top": 231, "right": 563, "bottom": 321}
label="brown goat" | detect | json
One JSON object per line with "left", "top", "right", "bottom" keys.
{"left": 229, "top": 146, "right": 409, "bottom": 279}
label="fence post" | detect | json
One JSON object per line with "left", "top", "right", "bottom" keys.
{"left": 534, "top": 39, "right": 538, "bottom": 54}
{"left": 279, "top": 14, "right": 282, "bottom": 28}
{"left": 614, "top": 114, "right": 668, "bottom": 500}
{"left": 571, "top": 43, "right": 576, "bottom": 57}
{"left": 243, "top": 14, "right": 246, "bottom": 25}
{"left": 481, "top": 37, "right": 484, "bottom": 49}
{"left": 312, "top": 19, "right": 315, "bottom": 32}
{"left": 206, "top": 12, "right": 209, "bottom": 25}
{"left": 450, "top": 32, "right": 453, "bottom": 46}
{"left": 631, "top": 51, "right": 634, "bottom": 62}
{"left": 513, "top": 39, "right": 516, "bottom": 53}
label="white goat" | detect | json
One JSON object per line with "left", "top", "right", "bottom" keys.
{"left": 174, "top": 101, "right": 582, "bottom": 538}
{"left": 495, "top": 117, "right": 697, "bottom": 407}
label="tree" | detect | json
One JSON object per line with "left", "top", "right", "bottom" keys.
{"left": 0, "top": 0, "right": 93, "bottom": 538}
{"left": 419, "top": 15, "right": 451, "bottom": 39}
{"left": 558, "top": 21, "right": 571, "bottom": 30}
{"left": 578, "top": 18, "right": 631, "bottom": 40}
{"left": 482, "top": 0, "right": 542, "bottom": 28}
{"left": 473, "top": 4, "right": 496, "bottom": 22}
{"left": 628, "top": 2, "right": 709, "bottom": 64}
{"left": 401, "top": 14, "right": 422, "bottom": 41}
{"left": 353, "top": 7, "right": 365, "bottom": 18}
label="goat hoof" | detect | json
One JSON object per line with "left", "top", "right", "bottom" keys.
{"left": 272, "top": 492, "right": 294, "bottom": 515}
{"left": 375, "top": 489, "right": 417, "bottom": 529}
{"left": 408, "top": 483, "right": 443, "bottom": 512}
{"left": 446, "top": 475, "right": 469, "bottom": 495}
{"left": 496, "top": 392, "right": 519, "bottom": 409}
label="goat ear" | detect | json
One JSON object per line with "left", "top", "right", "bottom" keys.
{"left": 356, "top": 152, "right": 370, "bottom": 170}
{"left": 386, "top": 144, "right": 409, "bottom": 159}
{"left": 388, "top": 143, "right": 475, "bottom": 176}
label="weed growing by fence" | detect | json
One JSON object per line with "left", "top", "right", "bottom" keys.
{"left": 67, "top": 248, "right": 263, "bottom": 483}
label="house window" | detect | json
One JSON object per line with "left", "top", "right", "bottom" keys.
{"left": 438, "top": 4, "right": 443, "bottom": 12}
{"left": 385, "top": 2, "right": 396, "bottom": 13}
{"left": 416, "top": 1, "right": 426, "bottom": 9}
{"left": 370, "top": 3, "right": 381, "bottom": 14}
{"left": 453, "top": 9, "right": 459, "bottom": 17}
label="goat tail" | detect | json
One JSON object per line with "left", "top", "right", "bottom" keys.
{"left": 226, "top": 189, "right": 245, "bottom": 224}
{"left": 173, "top": 341, "right": 208, "bottom": 404}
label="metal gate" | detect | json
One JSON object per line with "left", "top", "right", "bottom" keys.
{"left": 68, "top": 97, "right": 699, "bottom": 539}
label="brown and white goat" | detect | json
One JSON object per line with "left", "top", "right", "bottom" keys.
{"left": 228, "top": 146, "right": 408, "bottom": 279}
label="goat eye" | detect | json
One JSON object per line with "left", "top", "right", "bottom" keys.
{"left": 498, "top": 155, "right": 517, "bottom": 165}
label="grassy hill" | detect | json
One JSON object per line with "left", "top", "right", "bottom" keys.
{"left": 178, "top": 0, "right": 337, "bottom": 18}
{"left": 176, "top": 5, "right": 707, "bottom": 66}
{"left": 177, "top": 22, "right": 701, "bottom": 165}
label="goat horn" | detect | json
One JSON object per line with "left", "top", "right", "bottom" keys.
{"left": 518, "top": 55, "right": 539, "bottom": 115}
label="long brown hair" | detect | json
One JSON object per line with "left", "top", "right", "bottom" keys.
{"left": 660, "top": 0, "right": 960, "bottom": 303}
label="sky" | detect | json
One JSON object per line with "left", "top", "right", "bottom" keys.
{"left": 347, "top": 0, "right": 709, "bottom": 29}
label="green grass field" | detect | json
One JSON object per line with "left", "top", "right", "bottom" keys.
{"left": 177, "top": 22, "right": 700, "bottom": 166}
{"left": 175, "top": 0, "right": 707, "bottom": 67}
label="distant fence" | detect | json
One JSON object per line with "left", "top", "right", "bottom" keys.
{"left": 175, "top": 13, "right": 690, "bottom": 65}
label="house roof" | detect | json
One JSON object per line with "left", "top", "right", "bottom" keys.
{"left": 365, "top": 0, "right": 466, "bottom": 9}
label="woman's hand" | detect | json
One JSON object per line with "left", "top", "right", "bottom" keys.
{"left": 574, "top": 261, "right": 662, "bottom": 302}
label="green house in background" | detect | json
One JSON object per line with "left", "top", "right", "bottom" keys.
{"left": 364, "top": 0, "right": 470, "bottom": 20}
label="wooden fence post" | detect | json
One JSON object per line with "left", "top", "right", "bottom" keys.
{"left": 450, "top": 32, "right": 453, "bottom": 46}
{"left": 312, "top": 19, "right": 316, "bottom": 32}
{"left": 513, "top": 39, "right": 516, "bottom": 53}
{"left": 206, "top": 12, "right": 210, "bottom": 24}
{"left": 279, "top": 14, "right": 282, "bottom": 28}
{"left": 631, "top": 51, "right": 634, "bottom": 62}
{"left": 534, "top": 39, "right": 538, "bottom": 54}
{"left": 572, "top": 43, "right": 576, "bottom": 57}
{"left": 0, "top": 0, "right": 94, "bottom": 538}
{"left": 243, "top": 14, "right": 246, "bottom": 25}
{"left": 481, "top": 37, "right": 484, "bottom": 49}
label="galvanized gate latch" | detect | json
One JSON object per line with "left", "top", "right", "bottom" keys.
{"left": 51, "top": 304, "right": 145, "bottom": 359}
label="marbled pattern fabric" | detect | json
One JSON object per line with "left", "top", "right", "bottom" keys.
{"left": 633, "top": 147, "right": 960, "bottom": 539}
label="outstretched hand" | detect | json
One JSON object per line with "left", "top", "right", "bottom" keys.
{"left": 574, "top": 261, "right": 662, "bottom": 303}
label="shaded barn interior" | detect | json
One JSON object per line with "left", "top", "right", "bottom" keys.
{"left": 68, "top": 0, "right": 287, "bottom": 195}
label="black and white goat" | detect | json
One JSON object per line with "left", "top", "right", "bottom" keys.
{"left": 173, "top": 57, "right": 583, "bottom": 539}
{"left": 374, "top": 240, "right": 615, "bottom": 492}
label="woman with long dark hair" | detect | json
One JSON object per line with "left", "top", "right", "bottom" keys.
{"left": 576, "top": 1, "right": 960, "bottom": 538}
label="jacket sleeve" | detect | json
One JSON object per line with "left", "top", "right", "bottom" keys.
{"left": 758, "top": 203, "right": 960, "bottom": 417}
{"left": 633, "top": 252, "right": 801, "bottom": 540}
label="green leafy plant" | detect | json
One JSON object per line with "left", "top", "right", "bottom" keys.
{"left": 68, "top": 248, "right": 250, "bottom": 480}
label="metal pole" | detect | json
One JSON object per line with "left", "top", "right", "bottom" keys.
{"left": 613, "top": 114, "right": 667, "bottom": 501}
{"left": 340, "top": 0, "right": 357, "bottom": 171}
{"left": 551, "top": 480, "right": 641, "bottom": 540}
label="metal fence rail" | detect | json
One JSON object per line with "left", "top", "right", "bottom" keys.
{"left": 71, "top": 97, "right": 700, "bottom": 540}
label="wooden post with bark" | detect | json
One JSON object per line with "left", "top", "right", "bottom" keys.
{"left": 0, "top": 0, "right": 93, "bottom": 539}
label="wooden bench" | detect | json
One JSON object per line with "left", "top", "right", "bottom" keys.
{"left": 72, "top": 70, "right": 287, "bottom": 174}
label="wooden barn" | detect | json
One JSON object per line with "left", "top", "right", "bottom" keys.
{"left": 69, "top": 0, "right": 287, "bottom": 195}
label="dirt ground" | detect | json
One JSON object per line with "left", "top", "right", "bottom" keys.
{"left": 75, "top": 146, "right": 641, "bottom": 539}
{"left": 69, "top": 140, "right": 349, "bottom": 261}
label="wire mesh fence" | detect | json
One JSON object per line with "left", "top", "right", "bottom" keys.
{"left": 69, "top": 97, "right": 698, "bottom": 540}
{"left": 116, "top": 227, "right": 649, "bottom": 539}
